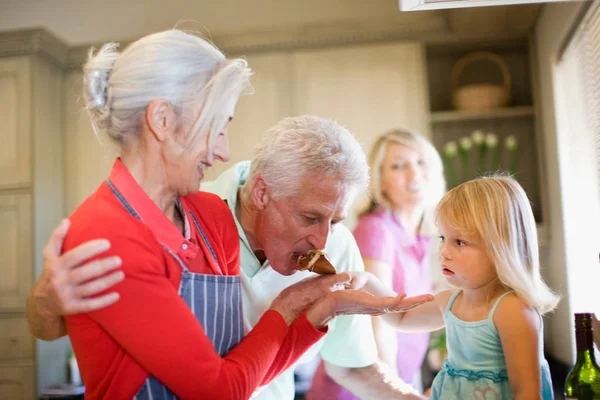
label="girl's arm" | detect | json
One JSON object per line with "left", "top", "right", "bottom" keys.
{"left": 494, "top": 294, "right": 543, "bottom": 400}
{"left": 353, "top": 271, "right": 450, "bottom": 333}
{"left": 382, "top": 290, "right": 450, "bottom": 333}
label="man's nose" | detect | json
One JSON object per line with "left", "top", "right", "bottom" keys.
{"left": 307, "top": 222, "right": 330, "bottom": 250}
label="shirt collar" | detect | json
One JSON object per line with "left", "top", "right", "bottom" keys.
{"left": 108, "top": 158, "right": 200, "bottom": 259}
{"left": 374, "top": 206, "right": 424, "bottom": 248}
{"left": 202, "top": 161, "right": 264, "bottom": 275}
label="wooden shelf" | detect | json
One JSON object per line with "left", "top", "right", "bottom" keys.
{"left": 430, "top": 106, "right": 534, "bottom": 123}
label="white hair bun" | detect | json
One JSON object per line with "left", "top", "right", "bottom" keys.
{"left": 83, "top": 43, "right": 119, "bottom": 128}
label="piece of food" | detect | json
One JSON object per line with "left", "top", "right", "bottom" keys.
{"left": 296, "top": 249, "right": 336, "bottom": 274}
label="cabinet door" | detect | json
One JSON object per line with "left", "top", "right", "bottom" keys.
{"left": 0, "top": 57, "right": 31, "bottom": 188}
{"left": 0, "top": 193, "right": 32, "bottom": 310}
{"left": 204, "top": 52, "right": 295, "bottom": 181}
{"left": 0, "top": 315, "right": 34, "bottom": 362}
{"left": 0, "top": 364, "right": 35, "bottom": 400}
{"left": 292, "top": 42, "right": 430, "bottom": 228}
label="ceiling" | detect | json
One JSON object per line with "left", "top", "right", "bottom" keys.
{"left": 0, "top": 0, "right": 542, "bottom": 46}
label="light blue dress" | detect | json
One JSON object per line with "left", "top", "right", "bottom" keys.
{"left": 430, "top": 291, "right": 554, "bottom": 400}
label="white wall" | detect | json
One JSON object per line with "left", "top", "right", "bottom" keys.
{"left": 62, "top": 72, "right": 117, "bottom": 214}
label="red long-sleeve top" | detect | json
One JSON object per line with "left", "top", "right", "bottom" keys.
{"left": 64, "top": 160, "right": 325, "bottom": 400}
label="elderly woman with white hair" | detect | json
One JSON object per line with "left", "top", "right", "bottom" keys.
{"left": 26, "top": 31, "right": 430, "bottom": 400}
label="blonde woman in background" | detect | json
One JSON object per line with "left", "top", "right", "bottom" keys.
{"left": 309, "top": 129, "right": 446, "bottom": 399}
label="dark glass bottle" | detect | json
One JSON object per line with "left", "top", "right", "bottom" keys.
{"left": 564, "top": 313, "right": 600, "bottom": 399}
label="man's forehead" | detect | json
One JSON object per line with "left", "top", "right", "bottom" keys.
{"left": 292, "top": 191, "right": 351, "bottom": 219}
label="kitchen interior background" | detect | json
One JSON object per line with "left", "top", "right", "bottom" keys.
{"left": 0, "top": 0, "right": 598, "bottom": 398}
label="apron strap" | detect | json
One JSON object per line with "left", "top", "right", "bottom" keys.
{"left": 106, "top": 179, "right": 142, "bottom": 220}
{"left": 189, "top": 212, "right": 221, "bottom": 273}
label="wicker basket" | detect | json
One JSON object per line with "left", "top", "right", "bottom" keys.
{"left": 451, "top": 51, "right": 512, "bottom": 111}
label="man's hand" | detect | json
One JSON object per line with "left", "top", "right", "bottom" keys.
{"left": 269, "top": 273, "right": 352, "bottom": 325}
{"left": 324, "top": 361, "right": 427, "bottom": 400}
{"left": 306, "top": 290, "right": 434, "bottom": 329}
{"left": 36, "top": 219, "right": 123, "bottom": 317}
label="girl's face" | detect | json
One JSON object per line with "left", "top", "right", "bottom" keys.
{"left": 380, "top": 143, "right": 430, "bottom": 210}
{"left": 437, "top": 221, "right": 498, "bottom": 290}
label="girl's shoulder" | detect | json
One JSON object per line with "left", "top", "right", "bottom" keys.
{"left": 492, "top": 292, "right": 542, "bottom": 333}
{"left": 434, "top": 289, "right": 458, "bottom": 315}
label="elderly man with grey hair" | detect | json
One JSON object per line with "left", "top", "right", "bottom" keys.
{"left": 27, "top": 115, "right": 425, "bottom": 400}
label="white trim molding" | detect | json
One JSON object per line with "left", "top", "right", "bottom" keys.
{"left": 400, "top": 0, "right": 588, "bottom": 12}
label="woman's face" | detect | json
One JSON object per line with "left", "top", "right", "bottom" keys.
{"left": 380, "top": 142, "right": 430, "bottom": 210}
{"left": 167, "top": 116, "right": 232, "bottom": 196}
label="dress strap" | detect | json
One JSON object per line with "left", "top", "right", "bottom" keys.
{"left": 488, "top": 291, "right": 515, "bottom": 321}
{"left": 444, "top": 290, "right": 461, "bottom": 317}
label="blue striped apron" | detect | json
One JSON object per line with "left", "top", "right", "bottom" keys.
{"left": 105, "top": 180, "right": 244, "bottom": 400}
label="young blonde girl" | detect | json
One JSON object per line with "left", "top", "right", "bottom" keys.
{"left": 354, "top": 175, "right": 560, "bottom": 399}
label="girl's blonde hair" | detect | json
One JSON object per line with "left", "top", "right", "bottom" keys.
{"left": 360, "top": 129, "right": 446, "bottom": 234}
{"left": 435, "top": 174, "right": 560, "bottom": 314}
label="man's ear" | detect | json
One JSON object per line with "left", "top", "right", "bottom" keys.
{"left": 251, "top": 177, "right": 271, "bottom": 211}
{"left": 145, "top": 99, "right": 177, "bottom": 142}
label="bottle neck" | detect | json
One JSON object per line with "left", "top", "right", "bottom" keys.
{"left": 575, "top": 324, "right": 597, "bottom": 364}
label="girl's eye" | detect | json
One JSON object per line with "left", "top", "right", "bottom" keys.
{"left": 437, "top": 235, "right": 445, "bottom": 242}
{"left": 456, "top": 239, "right": 466, "bottom": 247}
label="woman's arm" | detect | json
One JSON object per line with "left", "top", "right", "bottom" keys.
{"left": 494, "top": 294, "right": 543, "bottom": 400}
{"left": 260, "top": 312, "right": 327, "bottom": 385}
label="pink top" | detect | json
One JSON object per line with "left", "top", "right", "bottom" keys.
{"left": 308, "top": 208, "right": 432, "bottom": 399}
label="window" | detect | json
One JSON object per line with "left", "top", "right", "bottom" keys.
{"left": 554, "top": 0, "right": 600, "bottom": 326}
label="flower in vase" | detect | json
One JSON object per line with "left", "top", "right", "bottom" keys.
{"left": 442, "top": 141, "right": 458, "bottom": 188}
{"left": 444, "top": 141, "right": 458, "bottom": 157}
{"left": 485, "top": 132, "right": 498, "bottom": 148}
{"left": 505, "top": 135, "right": 518, "bottom": 151}
{"left": 472, "top": 130, "right": 487, "bottom": 172}
{"left": 486, "top": 132, "right": 500, "bottom": 171}
{"left": 459, "top": 136, "right": 473, "bottom": 151}
{"left": 471, "top": 130, "right": 485, "bottom": 145}
{"left": 505, "top": 135, "right": 519, "bottom": 173}
{"left": 458, "top": 136, "right": 473, "bottom": 181}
